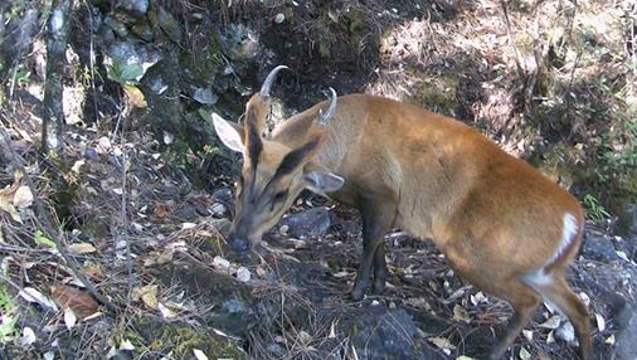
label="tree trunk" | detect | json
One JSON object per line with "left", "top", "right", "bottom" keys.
{"left": 42, "top": 0, "right": 72, "bottom": 153}
{"left": 0, "top": 1, "right": 39, "bottom": 98}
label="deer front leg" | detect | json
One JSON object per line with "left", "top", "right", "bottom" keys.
{"left": 372, "top": 243, "right": 387, "bottom": 294}
{"left": 351, "top": 197, "right": 394, "bottom": 300}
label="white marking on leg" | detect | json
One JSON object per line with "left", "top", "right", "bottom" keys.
{"left": 521, "top": 212, "right": 578, "bottom": 314}
{"left": 521, "top": 270, "right": 563, "bottom": 317}
{"left": 548, "top": 213, "right": 578, "bottom": 265}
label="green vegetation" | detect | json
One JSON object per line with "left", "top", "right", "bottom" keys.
{"left": 106, "top": 60, "right": 143, "bottom": 85}
{"left": 583, "top": 193, "right": 612, "bottom": 221}
{"left": 0, "top": 287, "right": 18, "bottom": 343}
{"left": 33, "top": 229, "right": 57, "bottom": 249}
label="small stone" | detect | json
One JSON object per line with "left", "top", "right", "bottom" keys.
{"left": 192, "top": 87, "right": 217, "bottom": 105}
{"left": 96, "top": 137, "right": 111, "bottom": 154}
{"left": 84, "top": 147, "right": 100, "bottom": 161}
{"left": 210, "top": 218, "right": 232, "bottom": 237}
{"left": 279, "top": 225, "right": 289, "bottom": 234}
{"left": 280, "top": 207, "right": 331, "bottom": 237}
{"left": 274, "top": 13, "right": 285, "bottom": 24}
{"left": 212, "top": 188, "right": 234, "bottom": 207}
{"left": 287, "top": 238, "right": 307, "bottom": 249}
{"left": 556, "top": 321, "right": 575, "bottom": 343}
{"left": 236, "top": 267, "right": 251, "bottom": 282}
{"left": 209, "top": 203, "right": 227, "bottom": 216}
{"left": 119, "top": 0, "right": 149, "bottom": 15}
{"left": 213, "top": 255, "right": 230, "bottom": 269}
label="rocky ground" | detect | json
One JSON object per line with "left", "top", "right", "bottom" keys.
{"left": 1, "top": 110, "right": 636, "bottom": 359}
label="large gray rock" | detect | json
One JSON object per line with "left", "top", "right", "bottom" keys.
{"left": 280, "top": 207, "right": 332, "bottom": 238}
{"left": 616, "top": 303, "right": 637, "bottom": 360}
{"left": 105, "top": 40, "right": 162, "bottom": 82}
{"left": 154, "top": 263, "right": 260, "bottom": 337}
{"left": 118, "top": 0, "right": 149, "bottom": 16}
{"left": 216, "top": 23, "right": 260, "bottom": 61}
{"left": 347, "top": 306, "right": 443, "bottom": 360}
{"left": 581, "top": 234, "right": 619, "bottom": 262}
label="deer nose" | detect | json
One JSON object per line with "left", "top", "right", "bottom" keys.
{"left": 229, "top": 237, "right": 250, "bottom": 253}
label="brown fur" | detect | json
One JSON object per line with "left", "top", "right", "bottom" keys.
{"left": 217, "top": 92, "right": 592, "bottom": 360}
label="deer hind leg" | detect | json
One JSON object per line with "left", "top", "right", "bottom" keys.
{"left": 488, "top": 278, "right": 542, "bottom": 360}
{"left": 523, "top": 271, "right": 592, "bottom": 360}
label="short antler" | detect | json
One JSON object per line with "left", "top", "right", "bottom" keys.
{"left": 259, "top": 65, "right": 289, "bottom": 98}
{"left": 317, "top": 87, "right": 338, "bottom": 126}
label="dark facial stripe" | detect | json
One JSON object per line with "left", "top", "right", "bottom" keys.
{"left": 246, "top": 107, "right": 263, "bottom": 170}
{"left": 272, "top": 137, "right": 321, "bottom": 180}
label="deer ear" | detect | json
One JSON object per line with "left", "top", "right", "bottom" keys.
{"left": 304, "top": 170, "right": 344, "bottom": 193}
{"left": 212, "top": 113, "right": 244, "bottom": 153}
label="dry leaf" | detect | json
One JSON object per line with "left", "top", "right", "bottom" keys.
{"left": 181, "top": 222, "right": 197, "bottom": 229}
{"left": 546, "top": 330, "right": 555, "bottom": 344}
{"left": 538, "top": 315, "right": 562, "bottom": 329}
{"left": 50, "top": 284, "right": 99, "bottom": 318}
{"left": 123, "top": 84, "right": 147, "bottom": 108}
{"left": 119, "top": 339, "right": 135, "bottom": 351}
{"left": 299, "top": 330, "right": 312, "bottom": 345}
{"left": 332, "top": 271, "right": 350, "bottom": 278}
{"left": 68, "top": 242, "right": 97, "bottom": 255}
{"left": 156, "top": 248, "right": 174, "bottom": 265}
{"left": 13, "top": 186, "right": 33, "bottom": 208}
{"left": 329, "top": 320, "right": 338, "bottom": 339}
{"left": 20, "top": 287, "right": 58, "bottom": 312}
{"left": 193, "top": 349, "right": 209, "bottom": 360}
{"left": 82, "top": 263, "right": 104, "bottom": 278}
{"left": 96, "top": 137, "right": 111, "bottom": 154}
{"left": 131, "top": 285, "right": 149, "bottom": 301}
{"left": 71, "top": 159, "right": 85, "bottom": 173}
{"left": 522, "top": 329, "right": 533, "bottom": 341}
{"left": 470, "top": 292, "right": 487, "bottom": 305}
{"left": 452, "top": 304, "right": 470, "bottom": 323}
{"left": 405, "top": 297, "right": 431, "bottom": 311}
{"left": 616, "top": 251, "right": 629, "bottom": 261}
{"left": 519, "top": 346, "right": 532, "bottom": 360}
{"left": 0, "top": 184, "right": 21, "bottom": 223}
{"left": 18, "top": 327, "right": 36, "bottom": 346}
{"left": 428, "top": 336, "right": 456, "bottom": 351}
{"left": 578, "top": 292, "right": 591, "bottom": 307}
{"left": 141, "top": 288, "right": 159, "bottom": 310}
{"left": 153, "top": 203, "right": 169, "bottom": 218}
{"left": 605, "top": 334, "right": 615, "bottom": 345}
{"left": 595, "top": 313, "right": 606, "bottom": 332}
{"left": 158, "top": 302, "right": 177, "bottom": 318}
{"left": 64, "top": 307, "right": 77, "bottom": 330}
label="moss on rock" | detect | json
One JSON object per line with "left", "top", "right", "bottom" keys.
{"left": 134, "top": 317, "right": 245, "bottom": 359}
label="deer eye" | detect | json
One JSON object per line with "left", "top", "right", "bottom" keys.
{"left": 273, "top": 190, "right": 288, "bottom": 203}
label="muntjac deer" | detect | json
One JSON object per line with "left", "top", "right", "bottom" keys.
{"left": 212, "top": 66, "right": 592, "bottom": 360}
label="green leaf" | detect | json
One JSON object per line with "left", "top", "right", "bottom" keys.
{"left": 0, "top": 286, "right": 18, "bottom": 343}
{"left": 34, "top": 230, "right": 57, "bottom": 249}
{"left": 120, "top": 63, "right": 143, "bottom": 83}
{"left": 197, "top": 108, "right": 211, "bottom": 121}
